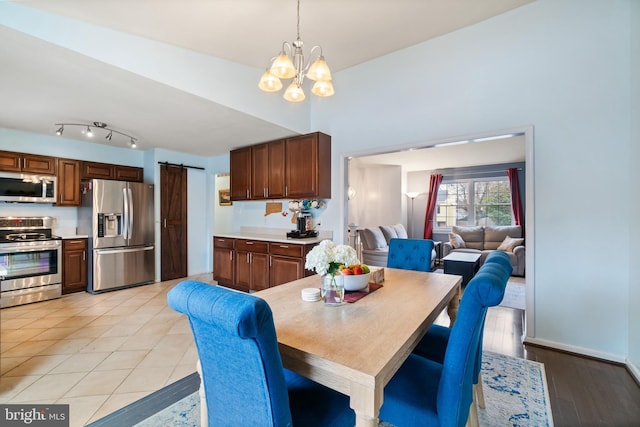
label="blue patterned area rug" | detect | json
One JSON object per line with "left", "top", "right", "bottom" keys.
{"left": 131, "top": 352, "right": 553, "bottom": 427}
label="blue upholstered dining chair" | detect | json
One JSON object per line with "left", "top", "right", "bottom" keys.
{"left": 412, "top": 250, "right": 512, "bottom": 412}
{"left": 378, "top": 258, "right": 510, "bottom": 427}
{"left": 167, "top": 280, "right": 355, "bottom": 427}
{"left": 387, "top": 238, "right": 436, "bottom": 272}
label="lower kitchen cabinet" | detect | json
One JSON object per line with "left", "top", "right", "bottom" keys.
{"left": 235, "top": 239, "right": 270, "bottom": 292}
{"left": 62, "top": 238, "right": 88, "bottom": 294}
{"left": 213, "top": 237, "right": 235, "bottom": 286}
{"left": 213, "top": 236, "right": 318, "bottom": 291}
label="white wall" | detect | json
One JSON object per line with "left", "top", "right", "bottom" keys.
{"left": 348, "top": 163, "right": 403, "bottom": 229}
{"left": 628, "top": 0, "right": 640, "bottom": 379}
{"left": 314, "top": 0, "right": 633, "bottom": 361}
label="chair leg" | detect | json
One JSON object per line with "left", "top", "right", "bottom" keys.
{"left": 197, "top": 359, "right": 208, "bottom": 426}
{"left": 475, "top": 371, "right": 486, "bottom": 409}
{"left": 466, "top": 399, "right": 480, "bottom": 427}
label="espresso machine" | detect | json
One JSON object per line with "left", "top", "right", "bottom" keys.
{"left": 287, "top": 210, "right": 318, "bottom": 239}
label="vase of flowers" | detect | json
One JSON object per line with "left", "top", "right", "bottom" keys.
{"left": 305, "top": 240, "right": 359, "bottom": 305}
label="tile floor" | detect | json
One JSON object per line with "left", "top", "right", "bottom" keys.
{"left": 0, "top": 274, "right": 214, "bottom": 427}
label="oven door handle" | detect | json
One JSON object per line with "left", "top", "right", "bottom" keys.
{"left": 0, "top": 242, "right": 61, "bottom": 253}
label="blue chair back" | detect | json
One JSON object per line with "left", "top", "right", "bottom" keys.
{"left": 436, "top": 261, "right": 510, "bottom": 426}
{"left": 387, "top": 238, "right": 435, "bottom": 272}
{"left": 167, "top": 280, "right": 292, "bottom": 427}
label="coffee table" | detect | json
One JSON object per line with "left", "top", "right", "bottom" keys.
{"left": 443, "top": 252, "right": 481, "bottom": 287}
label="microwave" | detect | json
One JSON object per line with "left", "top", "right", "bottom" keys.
{"left": 0, "top": 172, "right": 57, "bottom": 203}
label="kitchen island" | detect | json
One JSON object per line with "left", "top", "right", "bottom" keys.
{"left": 213, "top": 229, "right": 331, "bottom": 292}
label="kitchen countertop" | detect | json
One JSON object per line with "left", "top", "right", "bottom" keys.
{"left": 56, "top": 234, "right": 89, "bottom": 239}
{"left": 214, "top": 231, "right": 330, "bottom": 245}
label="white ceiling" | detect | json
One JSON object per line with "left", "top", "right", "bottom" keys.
{"left": 0, "top": 0, "right": 534, "bottom": 157}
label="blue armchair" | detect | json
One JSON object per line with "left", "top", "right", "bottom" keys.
{"left": 387, "top": 238, "right": 436, "bottom": 272}
{"left": 378, "top": 255, "right": 510, "bottom": 427}
{"left": 167, "top": 280, "right": 355, "bottom": 427}
{"left": 411, "top": 251, "right": 512, "bottom": 413}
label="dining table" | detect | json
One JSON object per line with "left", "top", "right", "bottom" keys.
{"left": 255, "top": 267, "right": 461, "bottom": 427}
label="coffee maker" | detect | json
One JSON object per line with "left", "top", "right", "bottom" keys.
{"left": 287, "top": 210, "right": 318, "bottom": 239}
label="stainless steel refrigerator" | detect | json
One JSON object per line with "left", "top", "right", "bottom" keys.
{"left": 78, "top": 179, "right": 155, "bottom": 293}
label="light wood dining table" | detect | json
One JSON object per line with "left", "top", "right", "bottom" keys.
{"left": 255, "top": 267, "right": 461, "bottom": 427}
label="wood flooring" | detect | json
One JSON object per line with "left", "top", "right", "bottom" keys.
{"left": 484, "top": 307, "right": 640, "bottom": 427}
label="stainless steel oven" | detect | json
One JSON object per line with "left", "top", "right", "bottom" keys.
{"left": 0, "top": 217, "right": 62, "bottom": 308}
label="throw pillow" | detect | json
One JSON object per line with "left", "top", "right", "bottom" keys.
{"left": 497, "top": 236, "right": 525, "bottom": 252}
{"left": 448, "top": 233, "right": 466, "bottom": 249}
{"left": 380, "top": 225, "right": 398, "bottom": 244}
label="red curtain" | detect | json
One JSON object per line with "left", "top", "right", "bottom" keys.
{"left": 507, "top": 168, "right": 524, "bottom": 231}
{"left": 423, "top": 174, "right": 443, "bottom": 239}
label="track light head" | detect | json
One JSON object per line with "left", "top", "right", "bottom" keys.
{"left": 52, "top": 121, "right": 138, "bottom": 149}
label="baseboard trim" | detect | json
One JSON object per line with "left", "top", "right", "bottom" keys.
{"left": 524, "top": 337, "right": 626, "bottom": 364}
{"left": 626, "top": 358, "right": 640, "bottom": 386}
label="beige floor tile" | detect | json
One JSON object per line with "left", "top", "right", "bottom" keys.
{"left": 86, "top": 315, "right": 121, "bottom": 327}
{"left": 10, "top": 372, "right": 86, "bottom": 402}
{"left": 168, "top": 319, "right": 191, "bottom": 334}
{"left": 49, "top": 352, "right": 110, "bottom": 374}
{"left": 118, "top": 333, "right": 163, "bottom": 351}
{"left": 1, "top": 328, "right": 48, "bottom": 343}
{"left": 31, "top": 327, "right": 79, "bottom": 341}
{"left": 53, "top": 315, "right": 99, "bottom": 328}
{"left": 78, "top": 336, "right": 128, "bottom": 353}
{"left": 37, "top": 338, "right": 93, "bottom": 355}
{"left": 0, "top": 317, "right": 37, "bottom": 330}
{"left": 0, "top": 356, "right": 30, "bottom": 375}
{"left": 0, "top": 340, "right": 22, "bottom": 354}
{"left": 87, "top": 391, "right": 148, "bottom": 424}
{"left": 0, "top": 374, "right": 41, "bottom": 400}
{"left": 65, "top": 324, "right": 113, "bottom": 339}
{"left": 4, "top": 354, "right": 71, "bottom": 376}
{"left": 115, "top": 366, "right": 173, "bottom": 394}
{"left": 63, "top": 369, "right": 131, "bottom": 398}
{"left": 100, "top": 321, "right": 145, "bottom": 338}
{"left": 22, "top": 315, "right": 71, "bottom": 329}
{"left": 94, "top": 350, "right": 148, "bottom": 371}
{"left": 58, "top": 394, "right": 110, "bottom": 427}
{"left": 2, "top": 339, "right": 57, "bottom": 358}
{"left": 166, "top": 363, "right": 197, "bottom": 386}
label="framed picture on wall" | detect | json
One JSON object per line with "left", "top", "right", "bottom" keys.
{"left": 219, "top": 189, "right": 232, "bottom": 206}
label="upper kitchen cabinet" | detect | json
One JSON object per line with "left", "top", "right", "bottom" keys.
{"left": 56, "top": 158, "right": 81, "bottom": 206}
{"left": 81, "top": 161, "right": 143, "bottom": 182}
{"left": 285, "top": 132, "right": 331, "bottom": 199}
{"left": 230, "top": 132, "right": 331, "bottom": 201}
{"left": 230, "top": 146, "right": 251, "bottom": 200}
{"left": 251, "top": 140, "right": 285, "bottom": 200}
{"left": 0, "top": 151, "right": 56, "bottom": 174}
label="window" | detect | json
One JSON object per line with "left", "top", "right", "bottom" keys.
{"left": 435, "top": 178, "right": 513, "bottom": 229}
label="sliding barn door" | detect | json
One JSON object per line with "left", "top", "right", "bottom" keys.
{"left": 160, "top": 164, "right": 188, "bottom": 280}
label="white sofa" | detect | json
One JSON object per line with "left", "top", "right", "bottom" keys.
{"left": 358, "top": 224, "right": 435, "bottom": 269}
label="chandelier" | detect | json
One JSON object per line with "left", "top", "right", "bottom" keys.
{"left": 55, "top": 121, "right": 138, "bottom": 148}
{"left": 258, "top": 0, "right": 334, "bottom": 102}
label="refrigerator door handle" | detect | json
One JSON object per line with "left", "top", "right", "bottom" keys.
{"left": 122, "top": 187, "right": 130, "bottom": 240}
{"left": 128, "top": 188, "right": 134, "bottom": 239}
{"left": 95, "top": 246, "right": 154, "bottom": 255}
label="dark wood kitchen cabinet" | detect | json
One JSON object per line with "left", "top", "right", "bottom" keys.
{"left": 62, "top": 238, "right": 88, "bottom": 294}
{"left": 229, "top": 132, "right": 330, "bottom": 201}
{"left": 285, "top": 132, "right": 331, "bottom": 199}
{"left": 56, "top": 158, "right": 81, "bottom": 206}
{"left": 213, "top": 236, "right": 318, "bottom": 290}
{"left": 0, "top": 150, "right": 56, "bottom": 174}
{"left": 251, "top": 140, "right": 286, "bottom": 200}
{"left": 269, "top": 242, "right": 317, "bottom": 287}
{"left": 81, "top": 161, "right": 143, "bottom": 182}
{"left": 213, "top": 237, "right": 235, "bottom": 286}
{"left": 230, "top": 147, "right": 251, "bottom": 200}
{"left": 235, "top": 239, "right": 270, "bottom": 292}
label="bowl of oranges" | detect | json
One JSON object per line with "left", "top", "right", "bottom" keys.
{"left": 339, "top": 264, "right": 371, "bottom": 291}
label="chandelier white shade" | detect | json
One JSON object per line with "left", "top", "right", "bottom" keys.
{"left": 258, "top": 0, "right": 334, "bottom": 102}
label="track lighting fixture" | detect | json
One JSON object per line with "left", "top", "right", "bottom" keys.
{"left": 54, "top": 121, "right": 138, "bottom": 149}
